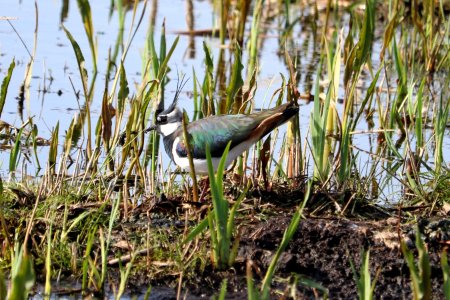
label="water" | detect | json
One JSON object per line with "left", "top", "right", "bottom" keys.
{"left": 0, "top": 1, "right": 448, "bottom": 200}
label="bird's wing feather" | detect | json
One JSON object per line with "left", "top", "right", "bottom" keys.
{"left": 175, "top": 102, "right": 298, "bottom": 159}
{"left": 175, "top": 114, "right": 259, "bottom": 159}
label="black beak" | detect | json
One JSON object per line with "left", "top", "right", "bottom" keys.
{"left": 145, "top": 124, "right": 157, "bottom": 133}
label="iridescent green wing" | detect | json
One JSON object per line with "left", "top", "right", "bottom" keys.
{"left": 175, "top": 114, "right": 258, "bottom": 159}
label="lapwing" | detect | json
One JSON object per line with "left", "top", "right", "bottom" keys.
{"left": 147, "top": 90, "right": 299, "bottom": 175}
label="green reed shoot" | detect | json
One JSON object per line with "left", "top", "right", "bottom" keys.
{"left": 145, "top": 22, "right": 167, "bottom": 180}
{"left": 9, "top": 127, "right": 24, "bottom": 175}
{"left": 401, "top": 228, "right": 431, "bottom": 300}
{"left": 29, "top": 123, "right": 41, "bottom": 171}
{"left": 339, "top": 0, "right": 376, "bottom": 186}
{"left": 108, "top": 0, "right": 125, "bottom": 78}
{"left": 76, "top": 0, "right": 97, "bottom": 73}
{"left": 44, "top": 216, "right": 53, "bottom": 299}
{"left": 226, "top": 43, "right": 244, "bottom": 114}
{"left": 391, "top": 37, "right": 407, "bottom": 134}
{"left": 212, "top": 279, "right": 228, "bottom": 300}
{"left": 207, "top": 142, "right": 235, "bottom": 269}
{"left": 350, "top": 250, "right": 378, "bottom": 300}
{"left": 414, "top": 79, "right": 426, "bottom": 152}
{"left": 116, "top": 252, "right": 136, "bottom": 300}
{"left": 192, "top": 69, "right": 200, "bottom": 120}
{"left": 0, "top": 59, "right": 15, "bottom": 118}
{"left": 311, "top": 58, "right": 333, "bottom": 182}
{"left": 184, "top": 143, "right": 247, "bottom": 269}
{"left": 434, "top": 95, "right": 449, "bottom": 175}
{"left": 100, "top": 197, "right": 121, "bottom": 288}
{"left": 236, "top": 0, "right": 251, "bottom": 46}
{"left": 323, "top": 35, "right": 341, "bottom": 182}
{"left": 260, "top": 180, "right": 311, "bottom": 299}
{"left": 48, "top": 122, "right": 59, "bottom": 174}
{"left": 442, "top": 252, "right": 450, "bottom": 300}
{"left": 63, "top": 26, "right": 93, "bottom": 159}
{"left": 143, "top": 286, "right": 152, "bottom": 300}
{"left": 8, "top": 244, "right": 35, "bottom": 299}
{"left": 247, "top": 0, "right": 265, "bottom": 79}
{"left": 82, "top": 227, "right": 97, "bottom": 295}
{"left": 201, "top": 41, "right": 215, "bottom": 116}
{"left": 182, "top": 110, "right": 199, "bottom": 202}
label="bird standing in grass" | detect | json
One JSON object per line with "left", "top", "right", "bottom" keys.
{"left": 147, "top": 84, "right": 299, "bottom": 175}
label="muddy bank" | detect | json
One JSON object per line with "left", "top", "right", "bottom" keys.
{"left": 18, "top": 191, "right": 449, "bottom": 299}
{"left": 122, "top": 204, "right": 449, "bottom": 299}
{"left": 237, "top": 216, "right": 448, "bottom": 298}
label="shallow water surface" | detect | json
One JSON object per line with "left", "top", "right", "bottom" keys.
{"left": 0, "top": 0, "right": 448, "bottom": 200}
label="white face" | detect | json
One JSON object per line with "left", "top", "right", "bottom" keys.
{"left": 159, "top": 121, "right": 180, "bottom": 136}
{"left": 157, "top": 107, "right": 182, "bottom": 136}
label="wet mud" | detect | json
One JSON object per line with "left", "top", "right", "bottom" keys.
{"left": 120, "top": 192, "right": 449, "bottom": 299}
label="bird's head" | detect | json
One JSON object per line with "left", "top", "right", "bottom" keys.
{"left": 154, "top": 102, "right": 183, "bottom": 137}
{"left": 147, "top": 75, "right": 187, "bottom": 137}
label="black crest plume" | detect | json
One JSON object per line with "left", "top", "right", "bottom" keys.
{"left": 169, "top": 73, "right": 188, "bottom": 110}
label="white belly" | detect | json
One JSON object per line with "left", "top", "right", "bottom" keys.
{"left": 171, "top": 137, "right": 256, "bottom": 175}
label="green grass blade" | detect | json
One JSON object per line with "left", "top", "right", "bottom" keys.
{"left": 218, "top": 279, "right": 227, "bottom": 300}
{"left": 401, "top": 227, "right": 432, "bottom": 300}
{"left": 247, "top": 0, "right": 265, "bottom": 78}
{"left": 44, "top": 218, "right": 53, "bottom": 298}
{"left": 354, "top": 0, "right": 375, "bottom": 70}
{"left": 9, "top": 246, "right": 35, "bottom": 300}
{"left": 183, "top": 212, "right": 210, "bottom": 244}
{"left": 118, "top": 63, "right": 130, "bottom": 117}
{"left": 9, "top": 127, "right": 24, "bottom": 174}
{"left": 442, "top": 252, "right": 450, "bottom": 300}
{"left": 226, "top": 184, "right": 248, "bottom": 244}
{"left": 208, "top": 211, "right": 219, "bottom": 267}
{"left": 434, "top": 96, "right": 449, "bottom": 174}
{"left": 351, "top": 249, "right": 374, "bottom": 300}
{"left": 416, "top": 230, "right": 431, "bottom": 299}
{"left": 48, "top": 122, "right": 60, "bottom": 173}
{"left": 261, "top": 181, "right": 311, "bottom": 299}
{"left": 82, "top": 227, "right": 97, "bottom": 295}
{"left": 76, "top": 0, "right": 97, "bottom": 71}
{"left": 352, "top": 67, "right": 381, "bottom": 131}
{"left": 226, "top": 43, "right": 244, "bottom": 113}
{"left": 157, "top": 36, "right": 180, "bottom": 82}
{"left": 159, "top": 20, "right": 166, "bottom": 65}
{"left": 415, "top": 79, "right": 425, "bottom": 150}
{"left": 0, "top": 59, "right": 15, "bottom": 118}
{"left": 62, "top": 26, "right": 89, "bottom": 97}
{"left": 202, "top": 41, "right": 215, "bottom": 115}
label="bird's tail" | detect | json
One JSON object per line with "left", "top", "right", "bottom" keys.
{"left": 249, "top": 101, "right": 299, "bottom": 140}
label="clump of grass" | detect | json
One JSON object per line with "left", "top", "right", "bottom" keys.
{"left": 184, "top": 142, "right": 246, "bottom": 270}
{"left": 401, "top": 227, "right": 432, "bottom": 299}
{"left": 350, "top": 250, "right": 379, "bottom": 300}
{"left": 7, "top": 244, "right": 35, "bottom": 299}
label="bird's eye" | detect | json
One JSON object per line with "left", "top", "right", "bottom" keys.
{"left": 157, "top": 115, "right": 168, "bottom": 123}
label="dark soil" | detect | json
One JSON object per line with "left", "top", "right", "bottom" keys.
{"left": 237, "top": 216, "right": 448, "bottom": 299}
{"left": 117, "top": 188, "right": 449, "bottom": 300}
{"left": 162, "top": 216, "right": 447, "bottom": 300}
{"left": 8, "top": 184, "right": 449, "bottom": 299}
